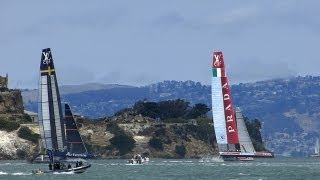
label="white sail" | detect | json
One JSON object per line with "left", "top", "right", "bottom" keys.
{"left": 211, "top": 77, "right": 227, "bottom": 145}
{"left": 315, "top": 138, "right": 319, "bottom": 155}
{"left": 38, "top": 76, "right": 53, "bottom": 149}
{"left": 38, "top": 48, "right": 66, "bottom": 151}
{"left": 236, "top": 107, "right": 255, "bottom": 153}
{"left": 211, "top": 52, "right": 241, "bottom": 152}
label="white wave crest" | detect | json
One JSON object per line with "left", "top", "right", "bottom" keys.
{"left": 11, "top": 172, "right": 31, "bottom": 176}
{"left": 0, "top": 171, "right": 8, "bottom": 175}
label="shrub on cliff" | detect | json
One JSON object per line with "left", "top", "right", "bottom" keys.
{"left": 132, "top": 99, "right": 210, "bottom": 120}
{"left": 106, "top": 122, "right": 123, "bottom": 135}
{"left": 107, "top": 122, "right": 136, "bottom": 155}
{"left": 245, "top": 117, "right": 267, "bottom": 151}
{"left": 185, "top": 120, "right": 216, "bottom": 145}
{"left": 16, "top": 149, "right": 28, "bottom": 159}
{"left": 86, "top": 144, "right": 105, "bottom": 156}
{"left": 0, "top": 117, "right": 20, "bottom": 132}
{"left": 185, "top": 103, "right": 211, "bottom": 119}
{"left": 148, "top": 137, "right": 163, "bottom": 151}
{"left": 21, "top": 114, "right": 32, "bottom": 123}
{"left": 0, "top": 87, "right": 8, "bottom": 92}
{"left": 175, "top": 144, "right": 186, "bottom": 158}
{"left": 109, "top": 133, "right": 136, "bottom": 155}
{"left": 162, "top": 118, "right": 189, "bottom": 123}
{"left": 17, "top": 126, "right": 40, "bottom": 143}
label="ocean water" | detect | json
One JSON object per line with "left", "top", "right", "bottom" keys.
{"left": 0, "top": 158, "right": 320, "bottom": 180}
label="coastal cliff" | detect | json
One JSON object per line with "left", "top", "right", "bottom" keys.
{"left": 0, "top": 126, "right": 38, "bottom": 160}
{"left": 0, "top": 89, "right": 38, "bottom": 159}
{"left": 0, "top": 90, "right": 24, "bottom": 114}
{"left": 77, "top": 99, "right": 266, "bottom": 159}
{"left": 78, "top": 113, "right": 218, "bottom": 159}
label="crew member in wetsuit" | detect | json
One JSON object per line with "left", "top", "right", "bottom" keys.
{"left": 49, "top": 163, "right": 52, "bottom": 170}
{"left": 68, "top": 164, "right": 71, "bottom": 169}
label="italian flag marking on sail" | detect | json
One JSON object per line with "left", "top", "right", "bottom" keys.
{"left": 212, "top": 68, "right": 222, "bottom": 77}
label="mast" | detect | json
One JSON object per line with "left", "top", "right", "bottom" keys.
{"left": 65, "top": 103, "right": 88, "bottom": 155}
{"left": 211, "top": 51, "right": 240, "bottom": 151}
{"left": 38, "top": 48, "right": 66, "bottom": 152}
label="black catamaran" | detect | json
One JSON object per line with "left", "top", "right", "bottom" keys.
{"left": 32, "top": 48, "right": 91, "bottom": 173}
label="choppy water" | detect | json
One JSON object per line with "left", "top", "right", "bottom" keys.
{"left": 0, "top": 158, "right": 320, "bottom": 179}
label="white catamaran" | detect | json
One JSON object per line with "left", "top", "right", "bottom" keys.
{"left": 33, "top": 48, "right": 91, "bottom": 174}
{"left": 211, "top": 51, "right": 273, "bottom": 161}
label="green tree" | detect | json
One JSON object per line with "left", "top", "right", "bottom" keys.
{"left": 134, "top": 101, "right": 160, "bottom": 118}
{"left": 132, "top": 99, "right": 191, "bottom": 120}
{"left": 158, "top": 99, "right": 190, "bottom": 119}
{"left": 17, "top": 126, "right": 40, "bottom": 143}
{"left": 245, "top": 117, "right": 266, "bottom": 151}
{"left": 109, "top": 133, "right": 136, "bottom": 155}
{"left": 175, "top": 145, "right": 186, "bottom": 158}
{"left": 106, "top": 122, "right": 123, "bottom": 135}
{"left": 148, "top": 137, "right": 163, "bottom": 151}
{"left": 0, "top": 117, "right": 20, "bottom": 132}
{"left": 22, "top": 114, "right": 32, "bottom": 123}
{"left": 186, "top": 103, "right": 210, "bottom": 119}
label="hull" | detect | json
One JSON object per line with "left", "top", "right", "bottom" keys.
{"left": 222, "top": 156, "right": 254, "bottom": 161}
{"left": 220, "top": 151, "right": 255, "bottom": 157}
{"left": 254, "top": 152, "right": 274, "bottom": 158}
{"left": 31, "top": 153, "right": 96, "bottom": 164}
{"left": 70, "top": 164, "right": 92, "bottom": 173}
{"left": 128, "top": 156, "right": 149, "bottom": 164}
{"left": 33, "top": 164, "right": 91, "bottom": 175}
{"left": 220, "top": 152, "right": 254, "bottom": 161}
{"left": 311, "top": 154, "right": 320, "bottom": 157}
{"left": 220, "top": 151, "right": 274, "bottom": 159}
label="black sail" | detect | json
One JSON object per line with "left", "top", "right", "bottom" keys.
{"left": 65, "top": 104, "right": 88, "bottom": 155}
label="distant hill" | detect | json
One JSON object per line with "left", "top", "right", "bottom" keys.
{"left": 21, "top": 83, "right": 133, "bottom": 105}
{"left": 22, "top": 76, "right": 320, "bottom": 156}
{"left": 23, "top": 80, "right": 209, "bottom": 118}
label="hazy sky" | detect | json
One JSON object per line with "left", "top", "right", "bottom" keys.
{"left": 1, "top": 0, "right": 319, "bottom": 88}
